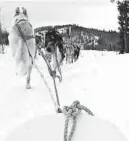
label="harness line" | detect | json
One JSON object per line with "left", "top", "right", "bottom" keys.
{"left": 36, "top": 47, "right": 62, "bottom": 110}
{"left": 15, "top": 23, "right": 62, "bottom": 113}
{"left": 54, "top": 46, "right": 63, "bottom": 82}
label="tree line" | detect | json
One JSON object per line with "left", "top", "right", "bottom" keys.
{"left": 1, "top": 1, "right": 127, "bottom": 54}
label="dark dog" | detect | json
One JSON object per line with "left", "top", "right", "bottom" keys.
{"left": 45, "top": 29, "right": 65, "bottom": 61}
{"left": 74, "top": 45, "right": 80, "bottom": 61}
{"left": 35, "top": 35, "right": 42, "bottom": 47}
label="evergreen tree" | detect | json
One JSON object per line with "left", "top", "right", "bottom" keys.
{"left": 117, "top": 0, "right": 129, "bottom": 53}
{"left": 0, "top": 30, "right": 9, "bottom": 45}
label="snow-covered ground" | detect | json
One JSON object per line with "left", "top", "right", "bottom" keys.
{"left": 0, "top": 48, "right": 129, "bottom": 141}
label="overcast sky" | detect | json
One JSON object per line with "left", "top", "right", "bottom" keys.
{"left": 0, "top": 0, "right": 118, "bottom": 31}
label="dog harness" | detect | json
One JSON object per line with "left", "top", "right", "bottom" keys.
{"left": 15, "top": 19, "right": 34, "bottom": 41}
{"left": 15, "top": 19, "right": 35, "bottom": 62}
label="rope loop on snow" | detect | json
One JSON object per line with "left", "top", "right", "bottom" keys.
{"left": 63, "top": 100, "right": 94, "bottom": 141}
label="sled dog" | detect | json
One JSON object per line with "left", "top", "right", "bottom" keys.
{"left": 9, "top": 7, "right": 36, "bottom": 89}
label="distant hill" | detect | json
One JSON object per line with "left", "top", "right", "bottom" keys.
{"left": 34, "top": 24, "right": 120, "bottom": 51}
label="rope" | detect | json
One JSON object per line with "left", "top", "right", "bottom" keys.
{"left": 36, "top": 47, "right": 62, "bottom": 111}
{"left": 36, "top": 44, "right": 63, "bottom": 107}
{"left": 33, "top": 63, "right": 60, "bottom": 112}
{"left": 54, "top": 47, "right": 63, "bottom": 82}
{"left": 63, "top": 100, "right": 94, "bottom": 141}
{"left": 15, "top": 23, "right": 62, "bottom": 113}
{"left": 37, "top": 47, "right": 61, "bottom": 81}
{"left": 52, "top": 76, "right": 60, "bottom": 106}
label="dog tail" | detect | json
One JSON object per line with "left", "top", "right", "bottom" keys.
{"left": 15, "top": 39, "right": 33, "bottom": 76}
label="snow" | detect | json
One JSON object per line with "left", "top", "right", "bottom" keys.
{"left": 0, "top": 48, "right": 129, "bottom": 141}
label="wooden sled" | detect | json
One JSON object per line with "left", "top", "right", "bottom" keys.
{"left": 4, "top": 114, "right": 128, "bottom": 141}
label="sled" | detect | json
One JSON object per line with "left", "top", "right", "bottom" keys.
{"left": 4, "top": 114, "right": 128, "bottom": 141}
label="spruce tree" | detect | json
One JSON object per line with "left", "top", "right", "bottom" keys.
{"left": 117, "top": 0, "right": 129, "bottom": 53}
